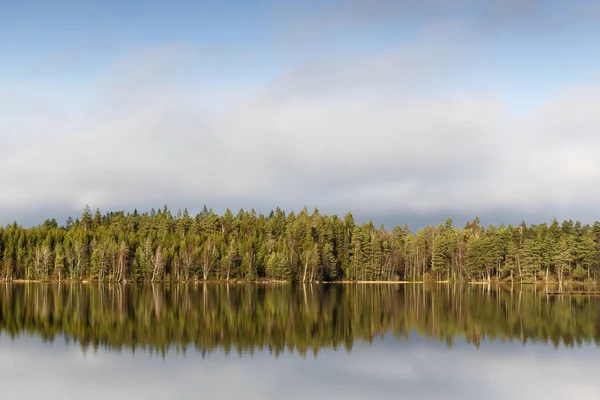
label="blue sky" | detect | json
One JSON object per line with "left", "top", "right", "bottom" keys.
{"left": 3, "top": 0, "right": 597, "bottom": 98}
{"left": 2, "top": 0, "right": 600, "bottom": 227}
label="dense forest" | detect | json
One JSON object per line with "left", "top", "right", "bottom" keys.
{"left": 1, "top": 283, "right": 597, "bottom": 355}
{"left": 1, "top": 206, "right": 599, "bottom": 283}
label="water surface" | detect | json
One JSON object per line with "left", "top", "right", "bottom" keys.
{"left": 0, "top": 283, "right": 599, "bottom": 399}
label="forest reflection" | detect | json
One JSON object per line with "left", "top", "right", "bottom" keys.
{"left": 1, "top": 283, "right": 599, "bottom": 356}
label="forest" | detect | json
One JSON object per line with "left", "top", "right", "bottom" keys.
{"left": 1, "top": 205, "right": 599, "bottom": 283}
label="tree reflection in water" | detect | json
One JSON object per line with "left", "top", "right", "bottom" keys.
{"left": 1, "top": 283, "right": 598, "bottom": 356}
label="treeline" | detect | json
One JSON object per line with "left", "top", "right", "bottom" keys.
{"left": 1, "top": 205, "right": 599, "bottom": 283}
{"left": 1, "top": 283, "right": 598, "bottom": 355}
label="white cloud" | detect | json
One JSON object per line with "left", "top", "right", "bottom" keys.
{"left": 1, "top": 25, "right": 600, "bottom": 226}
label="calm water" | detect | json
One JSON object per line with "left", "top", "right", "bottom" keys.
{"left": 1, "top": 283, "right": 599, "bottom": 399}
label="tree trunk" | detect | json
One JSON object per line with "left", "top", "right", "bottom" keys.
{"left": 226, "top": 254, "right": 232, "bottom": 281}
{"left": 302, "top": 260, "right": 308, "bottom": 283}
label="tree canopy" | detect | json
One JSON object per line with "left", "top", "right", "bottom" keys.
{"left": 1, "top": 206, "right": 599, "bottom": 283}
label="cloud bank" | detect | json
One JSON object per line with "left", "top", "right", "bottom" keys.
{"left": 1, "top": 4, "right": 600, "bottom": 227}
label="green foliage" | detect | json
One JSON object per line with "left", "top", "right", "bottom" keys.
{"left": 0, "top": 207, "right": 599, "bottom": 283}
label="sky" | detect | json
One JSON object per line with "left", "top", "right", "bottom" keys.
{"left": 2, "top": 0, "right": 600, "bottom": 228}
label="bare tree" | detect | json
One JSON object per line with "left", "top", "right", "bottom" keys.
{"left": 201, "top": 237, "right": 217, "bottom": 281}
{"left": 53, "top": 244, "right": 65, "bottom": 281}
{"left": 180, "top": 240, "right": 197, "bottom": 281}
{"left": 40, "top": 244, "right": 52, "bottom": 279}
{"left": 115, "top": 241, "right": 128, "bottom": 282}
{"left": 301, "top": 244, "right": 318, "bottom": 283}
{"left": 72, "top": 239, "right": 87, "bottom": 280}
{"left": 224, "top": 240, "right": 236, "bottom": 281}
{"left": 151, "top": 246, "right": 166, "bottom": 282}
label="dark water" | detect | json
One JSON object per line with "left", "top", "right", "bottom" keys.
{"left": 1, "top": 283, "right": 599, "bottom": 399}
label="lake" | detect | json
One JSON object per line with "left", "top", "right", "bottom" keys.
{"left": 0, "top": 283, "right": 599, "bottom": 399}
